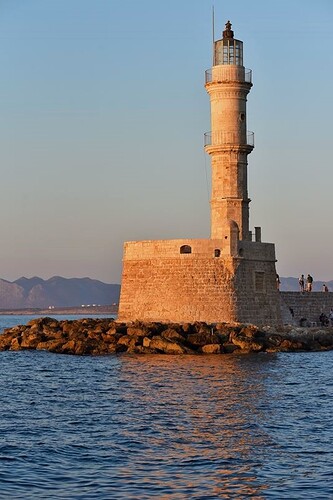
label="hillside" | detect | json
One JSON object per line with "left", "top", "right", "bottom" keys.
{"left": 0, "top": 277, "right": 120, "bottom": 309}
{"left": 280, "top": 277, "right": 333, "bottom": 292}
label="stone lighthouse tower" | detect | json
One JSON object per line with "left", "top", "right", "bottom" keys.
{"left": 205, "top": 21, "right": 253, "bottom": 245}
{"left": 118, "top": 21, "right": 281, "bottom": 326}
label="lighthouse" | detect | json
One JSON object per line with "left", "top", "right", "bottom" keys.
{"left": 118, "top": 21, "right": 282, "bottom": 326}
{"left": 205, "top": 21, "right": 254, "bottom": 246}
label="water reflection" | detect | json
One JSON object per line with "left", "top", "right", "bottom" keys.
{"left": 115, "top": 354, "right": 279, "bottom": 498}
{"left": 0, "top": 349, "right": 331, "bottom": 498}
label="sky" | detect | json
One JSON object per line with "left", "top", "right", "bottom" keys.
{"left": 0, "top": 0, "right": 332, "bottom": 283}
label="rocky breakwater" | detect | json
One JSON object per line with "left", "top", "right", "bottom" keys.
{"left": 0, "top": 317, "right": 333, "bottom": 356}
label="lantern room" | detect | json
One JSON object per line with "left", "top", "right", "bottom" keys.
{"left": 214, "top": 21, "right": 243, "bottom": 66}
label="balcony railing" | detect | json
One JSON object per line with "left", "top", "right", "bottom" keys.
{"left": 205, "top": 68, "right": 252, "bottom": 84}
{"left": 204, "top": 131, "right": 254, "bottom": 148}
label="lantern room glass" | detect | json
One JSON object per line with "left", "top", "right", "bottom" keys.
{"left": 214, "top": 38, "right": 243, "bottom": 66}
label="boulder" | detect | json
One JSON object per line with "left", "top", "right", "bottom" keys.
{"left": 61, "top": 340, "right": 77, "bottom": 354}
{"left": 315, "top": 332, "right": 333, "bottom": 347}
{"left": 36, "top": 339, "right": 66, "bottom": 353}
{"left": 222, "top": 343, "right": 239, "bottom": 354}
{"left": 230, "top": 333, "right": 264, "bottom": 352}
{"left": 62, "top": 322, "right": 76, "bottom": 335}
{"left": 143, "top": 337, "right": 151, "bottom": 347}
{"left": 20, "top": 332, "right": 43, "bottom": 349}
{"left": 187, "top": 332, "right": 221, "bottom": 348}
{"left": 161, "top": 328, "right": 185, "bottom": 342}
{"left": 74, "top": 341, "right": 89, "bottom": 356}
{"left": 239, "top": 325, "right": 263, "bottom": 339}
{"left": 150, "top": 336, "right": 186, "bottom": 354}
{"left": 128, "top": 345, "right": 158, "bottom": 354}
{"left": 266, "top": 334, "right": 283, "bottom": 347}
{"left": 201, "top": 344, "right": 221, "bottom": 354}
{"left": 101, "top": 332, "right": 122, "bottom": 344}
{"left": 181, "top": 323, "right": 193, "bottom": 334}
{"left": 117, "top": 335, "right": 136, "bottom": 349}
{"left": 9, "top": 338, "right": 21, "bottom": 351}
{"left": 279, "top": 339, "right": 305, "bottom": 351}
{"left": 51, "top": 330, "right": 69, "bottom": 340}
{"left": 127, "top": 326, "right": 148, "bottom": 337}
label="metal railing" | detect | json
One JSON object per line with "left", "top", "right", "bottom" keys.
{"left": 205, "top": 68, "right": 252, "bottom": 84}
{"left": 204, "top": 131, "right": 254, "bottom": 148}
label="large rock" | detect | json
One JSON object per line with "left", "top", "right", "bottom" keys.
{"left": 222, "top": 343, "right": 239, "bottom": 354}
{"left": 143, "top": 337, "right": 151, "bottom": 348}
{"left": 20, "top": 331, "right": 43, "bottom": 349}
{"left": 187, "top": 331, "right": 221, "bottom": 349}
{"left": 230, "top": 331, "right": 264, "bottom": 352}
{"left": 150, "top": 336, "right": 186, "bottom": 354}
{"left": 117, "top": 335, "right": 136, "bottom": 348}
{"left": 161, "top": 328, "right": 185, "bottom": 342}
{"left": 36, "top": 339, "right": 66, "bottom": 353}
{"left": 9, "top": 337, "right": 21, "bottom": 351}
{"left": 201, "top": 344, "right": 221, "bottom": 354}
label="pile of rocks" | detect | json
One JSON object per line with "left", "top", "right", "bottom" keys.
{"left": 0, "top": 317, "right": 333, "bottom": 356}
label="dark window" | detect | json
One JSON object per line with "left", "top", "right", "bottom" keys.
{"left": 180, "top": 245, "right": 192, "bottom": 254}
{"left": 255, "top": 272, "right": 265, "bottom": 292}
{"left": 214, "top": 249, "right": 221, "bottom": 257}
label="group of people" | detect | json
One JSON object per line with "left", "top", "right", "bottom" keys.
{"left": 299, "top": 274, "right": 330, "bottom": 292}
{"left": 298, "top": 274, "right": 314, "bottom": 292}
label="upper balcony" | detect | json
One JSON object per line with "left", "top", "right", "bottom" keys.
{"left": 205, "top": 68, "right": 252, "bottom": 85}
{"left": 204, "top": 131, "right": 254, "bottom": 148}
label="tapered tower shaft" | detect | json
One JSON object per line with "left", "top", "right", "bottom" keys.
{"left": 205, "top": 21, "right": 253, "bottom": 241}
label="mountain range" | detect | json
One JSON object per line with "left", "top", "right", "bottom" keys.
{"left": 280, "top": 276, "right": 333, "bottom": 292}
{"left": 0, "top": 276, "right": 120, "bottom": 309}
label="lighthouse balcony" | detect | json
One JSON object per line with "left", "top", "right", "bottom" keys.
{"left": 205, "top": 68, "right": 252, "bottom": 85}
{"left": 204, "top": 131, "right": 254, "bottom": 148}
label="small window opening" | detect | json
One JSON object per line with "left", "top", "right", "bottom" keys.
{"left": 214, "top": 249, "right": 221, "bottom": 257}
{"left": 180, "top": 245, "right": 192, "bottom": 254}
{"left": 255, "top": 272, "right": 265, "bottom": 292}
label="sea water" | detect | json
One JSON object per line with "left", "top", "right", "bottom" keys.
{"left": 0, "top": 315, "right": 332, "bottom": 499}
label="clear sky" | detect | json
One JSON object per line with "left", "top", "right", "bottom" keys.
{"left": 0, "top": 0, "right": 332, "bottom": 283}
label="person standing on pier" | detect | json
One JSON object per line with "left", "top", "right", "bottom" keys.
{"left": 306, "top": 274, "right": 313, "bottom": 292}
{"left": 299, "top": 274, "right": 305, "bottom": 292}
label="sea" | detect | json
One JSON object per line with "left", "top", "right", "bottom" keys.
{"left": 0, "top": 314, "right": 332, "bottom": 499}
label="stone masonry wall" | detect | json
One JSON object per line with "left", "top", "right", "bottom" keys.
{"left": 280, "top": 292, "right": 333, "bottom": 325}
{"left": 119, "top": 254, "right": 237, "bottom": 323}
{"left": 118, "top": 238, "right": 281, "bottom": 326}
{"left": 235, "top": 259, "right": 281, "bottom": 326}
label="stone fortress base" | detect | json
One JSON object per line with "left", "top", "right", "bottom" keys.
{"left": 118, "top": 237, "right": 281, "bottom": 326}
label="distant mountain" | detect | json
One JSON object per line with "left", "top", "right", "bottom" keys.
{"left": 0, "top": 277, "right": 120, "bottom": 309}
{"left": 280, "top": 276, "right": 333, "bottom": 292}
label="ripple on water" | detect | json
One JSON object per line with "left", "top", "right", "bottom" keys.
{"left": 0, "top": 349, "right": 331, "bottom": 498}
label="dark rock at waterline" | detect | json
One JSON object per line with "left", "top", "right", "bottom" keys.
{"left": 0, "top": 317, "right": 333, "bottom": 356}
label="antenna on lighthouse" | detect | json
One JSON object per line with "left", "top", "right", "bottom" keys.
{"left": 212, "top": 5, "right": 215, "bottom": 65}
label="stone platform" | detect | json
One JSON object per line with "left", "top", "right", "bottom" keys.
{"left": 118, "top": 238, "right": 281, "bottom": 326}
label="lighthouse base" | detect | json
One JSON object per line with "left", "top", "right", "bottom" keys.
{"left": 118, "top": 238, "right": 282, "bottom": 327}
